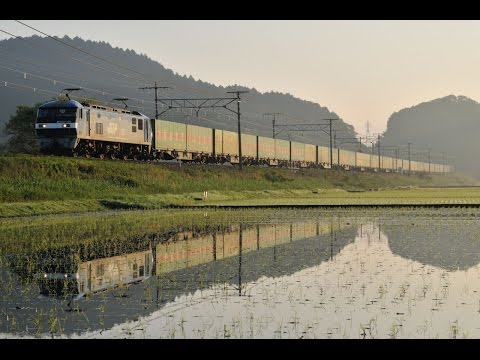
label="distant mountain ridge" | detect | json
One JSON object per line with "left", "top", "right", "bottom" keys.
{"left": 381, "top": 94, "right": 480, "bottom": 175}
{"left": 0, "top": 35, "right": 358, "bottom": 148}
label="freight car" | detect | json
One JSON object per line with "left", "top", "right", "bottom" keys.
{"left": 35, "top": 99, "right": 453, "bottom": 173}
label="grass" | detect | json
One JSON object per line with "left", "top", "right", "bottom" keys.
{"left": 0, "top": 208, "right": 283, "bottom": 254}
{"left": 0, "top": 154, "right": 478, "bottom": 217}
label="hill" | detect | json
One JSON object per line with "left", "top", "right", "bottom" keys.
{"left": 381, "top": 95, "right": 480, "bottom": 176}
{"left": 0, "top": 35, "right": 359, "bottom": 149}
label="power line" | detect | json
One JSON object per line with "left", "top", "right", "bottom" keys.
{"left": 0, "top": 80, "right": 158, "bottom": 113}
{"left": 0, "top": 62, "right": 158, "bottom": 107}
{"left": 6, "top": 24, "right": 222, "bottom": 98}
{"left": 0, "top": 27, "right": 151, "bottom": 85}
{"left": 139, "top": 82, "right": 171, "bottom": 119}
{"left": 14, "top": 20, "right": 152, "bottom": 83}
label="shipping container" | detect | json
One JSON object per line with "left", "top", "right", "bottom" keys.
{"left": 371, "top": 154, "right": 379, "bottom": 169}
{"left": 186, "top": 233, "right": 215, "bottom": 268}
{"left": 339, "top": 149, "right": 356, "bottom": 167}
{"left": 356, "top": 152, "right": 370, "bottom": 168}
{"left": 291, "top": 141, "right": 305, "bottom": 162}
{"left": 304, "top": 222, "right": 318, "bottom": 239}
{"left": 275, "top": 139, "right": 290, "bottom": 161}
{"left": 305, "top": 144, "right": 316, "bottom": 163}
{"left": 156, "top": 240, "right": 188, "bottom": 274}
{"left": 318, "top": 146, "right": 330, "bottom": 164}
{"left": 221, "top": 130, "right": 239, "bottom": 156}
{"left": 275, "top": 223, "right": 291, "bottom": 246}
{"left": 186, "top": 124, "right": 213, "bottom": 153}
{"left": 258, "top": 136, "right": 275, "bottom": 159}
{"left": 221, "top": 224, "right": 241, "bottom": 259}
{"left": 154, "top": 119, "right": 187, "bottom": 150}
{"left": 242, "top": 226, "right": 259, "bottom": 252}
{"left": 214, "top": 129, "right": 223, "bottom": 156}
{"left": 291, "top": 222, "right": 305, "bottom": 241}
{"left": 382, "top": 156, "right": 393, "bottom": 170}
{"left": 332, "top": 147, "right": 339, "bottom": 165}
{"left": 242, "top": 133, "right": 257, "bottom": 158}
{"left": 259, "top": 224, "right": 276, "bottom": 250}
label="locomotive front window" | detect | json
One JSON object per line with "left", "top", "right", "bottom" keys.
{"left": 37, "top": 108, "right": 77, "bottom": 123}
{"left": 138, "top": 119, "right": 143, "bottom": 130}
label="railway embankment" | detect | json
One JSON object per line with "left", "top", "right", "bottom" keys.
{"left": 0, "top": 154, "right": 477, "bottom": 217}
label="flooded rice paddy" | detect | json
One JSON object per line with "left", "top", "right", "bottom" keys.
{"left": 2, "top": 209, "right": 480, "bottom": 338}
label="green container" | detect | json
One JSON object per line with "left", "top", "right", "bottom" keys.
{"left": 214, "top": 129, "right": 223, "bottom": 155}
{"left": 305, "top": 144, "right": 316, "bottom": 163}
{"left": 356, "top": 152, "right": 370, "bottom": 168}
{"left": 186, "top": 124, "right": 212, "bottom": 153}
{"left": 382, "top": 156, "right": 393, "bottom": 170}
{"left": 241, "top": 133, "right": 257, "bottom": 158}
{"left": 275, "top": 139, "right": 290, "bottom": 161}
{"left": 318, "top": 146, "right": 330, "bottom": 164}
{"left": 258, "top": 136, "right": 275, "bottom": 159}
{"left": 155, "top": 119, "right": 187, "bottom": 150}
{"left": 291, "top": 141, "right": 305, "bottom": 161}
{"left": 339, "top": 149, "right": 355, "bottom": 166}
{"left": 221, "top": 130, "right": 239, "bottom": 156}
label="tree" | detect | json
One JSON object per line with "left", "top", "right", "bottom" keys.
{"left": 4, "top": 103, "right": 42, "bottom": 154}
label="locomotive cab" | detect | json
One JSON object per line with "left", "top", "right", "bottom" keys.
{"left": 35, "top": 100, "right": 83, "bottom": 154}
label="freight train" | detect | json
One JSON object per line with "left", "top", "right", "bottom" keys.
{"left": 35, "top": 99, "right": 452, "bottom": 173}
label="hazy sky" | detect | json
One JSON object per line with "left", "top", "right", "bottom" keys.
{"left": 1, "top": 20, "right": 479, "bottom": 135}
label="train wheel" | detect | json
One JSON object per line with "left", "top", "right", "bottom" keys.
{"left": 72, "top": 152, "right": 78, "bottom": 158}
{"left": 85, "top": 153, "right": 91, "bottom": 159}
{"left": 99, "top": 153, "right": 105, "bottom": 160}
{"left": 122, "top": 154, "right": 129, "bottom": 161}
{"left": 110, "top": 153, "right": 117, "bottom": 160}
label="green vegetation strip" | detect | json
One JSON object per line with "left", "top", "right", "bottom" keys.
{"left": 0, "top": 154, "right": 478, "bottom": 217}
{"left": 2, "top": 207, "right": 480, "bottom": 255}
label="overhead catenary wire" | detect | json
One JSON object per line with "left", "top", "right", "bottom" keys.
{"left": 0, "top": 81, "right": 449, "bottom": 169}
{"left": 2, "top": 26, "right": 437, "bottom": 158}
{"left": 15, "top": 20, "right": 153, "bottom": 84}
{"left": 3, "top": 25, "right": 221, "bottom": 98}
{"left": 0, "top": 28, "right": 153, "bottom": 85}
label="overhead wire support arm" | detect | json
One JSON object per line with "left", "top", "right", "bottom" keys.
{"left": 139, "top": 82, "right": 171, "bottom": 119}
{"left": 156, "top": 90, "right": 249, "bottom": 170}
{"left": 273, "top": 118, "right": 338, "bottom": 167}
{"left": 157, "top": 97, "right": 238, "bottom": 116}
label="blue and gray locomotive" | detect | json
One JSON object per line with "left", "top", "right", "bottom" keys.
{"left": 35, "top": 99, "right": 152, "bottom": 160}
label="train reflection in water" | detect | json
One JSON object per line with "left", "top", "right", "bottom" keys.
{"left": 39, "top": 250, "right": 153, "bottom": 300}
{"left": 2, "top": 218, "right": 355, "bottom": 336}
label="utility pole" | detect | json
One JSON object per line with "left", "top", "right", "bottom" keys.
{"left": 329, "top": 119, "right": 333, "bottom": 168}
{"left": 155, "top": 90, "right": 248, "bottom": 170}
{"left": 227, "top": 90, "right": 249, "bottom": 170}
{"left": 332, "top": 130, "right": 340, "bottom": 166}
{"left": 428, "top": 147, "right": 431, "bottom": 174}
{"left": 442, "top": 152, "right": 446, "bottom": 174}
{"left": 377, "top": 134, "right": 381, "bottom": 170}
{"left": 264, "top": 113, "right": 282, "bottom": 139}
{"left": 395, "top": 148, "right": 398, "bottom": 172}
{"left": 272, "top": 119, "right": 337, "bottom": 168}
{"left": 139, "top": 82, "right": 171, "bottom": 119}
{"left": 408, "top": 142, "right": 412, "bottom": 175}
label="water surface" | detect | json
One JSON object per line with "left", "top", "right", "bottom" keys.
{"left": 2, "top": 211, "right": 480, "bottom": 338}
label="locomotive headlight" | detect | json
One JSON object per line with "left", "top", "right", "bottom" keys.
{"left": 62, "top": 124, "right": 69, "bottom": 128}
{"left": 41, "top": 124, "right": 46, "bottom": 128}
